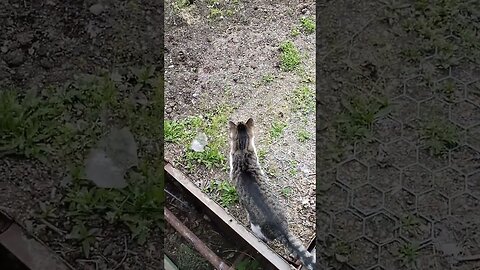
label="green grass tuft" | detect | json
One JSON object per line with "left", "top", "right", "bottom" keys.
{"left": 420, "top": 118, "right": 459, "bottom": 156}
{"left": 279, "top": 41, "right": 301, "bottom": 71}
{"left": 291, "top": 85, "right": 315, "bottom": 114}
{"left": 270, "top": 121, "right": 287, "bottom": 139}
{"left": 300, "top": 17, "right": 315, "bottom": 34}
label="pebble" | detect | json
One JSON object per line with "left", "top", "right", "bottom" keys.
{"left": 16, "top": 32, "right": 33, "bottom": 46}
{"left": 4, "top": 49, "right": 25, "bottom": 67}
{"left": 89, "top": 3, "right": 104, "bottom": 15}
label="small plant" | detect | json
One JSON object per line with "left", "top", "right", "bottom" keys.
{"left": 398, "top": 243, "right": 418, "bottom": 267}
{"left": 291, "top": 27, "right": 301, "bottom": 37}
{"left": 270, "top": 121, "right": 287, "bottom": 139}
{"left": 164, "top": 120, "right": 185, "bottom": 143}
{"left": 300, "top": 17, "right": 315, "bottom": 34}
{"left": 205, "top": 180, "right": 238, "bottom": 207}
{"left": 281, "top": 186, "right": 293, "bottom": 198}
{"left": 297, "top": 130, "right": 311, "bottom": 142}
{"left": 291, "top": 85, "right": 315, "bottom": 114}
{"left": 66, "top": 222, "right": 99, "bottom": 258}
{"left": 420, "top": 118, "right": 459, "bottom": 156}
{"left": 335, "top": 95, "right": 389, "bottom": 143}
{"left": 262, "top": 74, "right": 275, "bottom": 84}
{"left": 436, "top": 78, "right": 460, "bottom": 102}
{"left": 400, "top": 214, "right": 422, "bottom": 236}
{"left": 218, "top": 180, "right": 238, "bottom": 207}
{"left": 185, "top": 147, "right": 225, "bottom": 169}
{"left": 173, "top": 0, "right": 192, "bottom": 9}
{"left": 236, "top": 258, "right": 261, "bottom": 270}
{"left": 288, "top": 160, "right": 298, "bottom": 176}
{"left": 279, "top": 41, "right": 301, "bottom": 71}
{"left": 257, "top": 148, "right": 268, "bottom": 161}
{"left": 209, "top": 8, "right": 223, "bottom": 19}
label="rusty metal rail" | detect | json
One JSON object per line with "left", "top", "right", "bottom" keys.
{"left": 165, "top": 161, "right": 298, "bottom": 270}
{"left": 165, "top": 208, "right": 231, "bottom": 270}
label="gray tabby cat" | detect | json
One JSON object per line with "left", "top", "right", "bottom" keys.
{"left": 228, "top": 118, "right": 315, "bottom": 270}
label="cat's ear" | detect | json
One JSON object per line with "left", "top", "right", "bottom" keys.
{"left": 228, "top": 121, "right": 236, "bottom": 138}
{"left": 228, "top": 121, "right": 236, "bottom": 130}
{"left": 245, "top": 118, "right": 254, "bottom": 127}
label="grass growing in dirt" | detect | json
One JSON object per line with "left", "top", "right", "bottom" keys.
{"left": 300, "top": 17, "right": 315, "bottom": 34}
{"left": 290, "top": 85, "right": 315, "bottom": 114}
{"left": 398, "top": 243, "right": 418, "bottom": 267}
{"left": 281, "top": 186, "right": 293, "bottom": 198}
{"left": 262, "top": 74, "right": 275, "bottom": 84}
{"left": 204, "top": 179, "right": 239, "bottom": 207}
{"left": 279, "top": 40, "right": 301, "bottom": 71}
{"left": 297, "top": 129, "right": 311, "bottom": 142}
{"left": 1, "top": 67, "right": 164, "bottom": 257}
{"left": 166, "top": 105, "right": 234, "bottom": 170}
{"left": 269, "top": 121, "right": 287, "bottom": 139}
{"left": 236, "top": 258, "right": 261, "bottom": 270}
{"left": 336, "top": 95, "right": 390, "bottom": 143}
{"left": 420, "top": 117, "right": 459, "bottom": 156}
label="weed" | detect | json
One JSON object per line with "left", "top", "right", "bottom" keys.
{"left": 262, "top": 74, "right": 275, "bottom": 84}
{"left": 0, "top": 90, "right": 63, "bottom": 160}
{"left": 185, "top": 146, "right": 225, "bottom": 169}
{"left": 236, "top": 258, "right": 261, "bottom": 270}
{"left": 204, "top": 180, "right": 238, "bottom": 207}
{"left": 297, "top": 129, "right": 311, "bottom": 142}
{"left": 167, "top": 106, "right": 233, "bottom": 170}
{"left": 3, "top": 67, "right": 164, "bottom": 255}
{"left": 400, "top": 214, "right": 422, "bottom": 237}
{"left": 257, "top": 148, "right": 267, "bottom": 161}
{"left": 164, "top": 116, "right": 203, "bottom": 144}
{"left": 436, "top": 79, "right": 458, "bottom": 101}
{"left": 398, "top": 243, "right": 418, "bottom": 267}
{"left": 297, "top": 68, "right": 315, "bottom": 84}
{"left": 225, "top": 9, "right": 235, "bottom": 16}
{"left": 291, "top": 27, "right": 301, "bottom": 37}
{"left": 288, "top": 160, "right": 298, "bottom": 176}
{"left": 281, "top": 186, "right": 293, "bottom": 198}
{"left": 66, "top": 222, "right": 99, "bottom": 258}
{"left": 270, "top": 121, "right": 287, "bottom": 139}
{"left": 300, "top": 17, "right": 315, "bottom": 34}
{"left": 335, "top": 95, "right": 390, "bottom": 143}
{"left": 420, "top": 118, "right": 459, "bottom": 156}
{"left": 334, "top": 240, "right": 351, "bottom": 256}
{"left": 279, "top": 41, "right": 301, "bottom": 71}
{"left": 209, "top": 8, "right": 223, "bottom": 19}
{"left": 291, "top": 85, "right": 315, "bottom": 114}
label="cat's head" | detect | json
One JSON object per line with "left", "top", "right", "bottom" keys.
{"left": 228, "top": 118, "right": 256, "bottom": 153}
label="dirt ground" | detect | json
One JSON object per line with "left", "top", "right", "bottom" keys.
{"left": 164, "top": 0, "right": 316, "bottom": 265}
{"left": 0, "top": 1, "right": 163, "bottom": 269}
{"left": 318, "top": 0, "right": 480, "bottom": 269}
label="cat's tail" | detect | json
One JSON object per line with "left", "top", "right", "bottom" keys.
{"left": 279, "top": 231, "right": 316, "bottom": 270}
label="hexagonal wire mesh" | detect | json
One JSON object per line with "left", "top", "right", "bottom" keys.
{"left": 318, "top": 0, "right": 480, "bottom": 269}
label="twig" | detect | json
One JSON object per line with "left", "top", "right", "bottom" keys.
{"left": 112, "top": 236, "right": 128, "bottom": 270}
{"left": 39, "top": 218, "right": 67, "bottom": 235}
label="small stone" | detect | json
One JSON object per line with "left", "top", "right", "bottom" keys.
{"left": 39, "top": 58, "right": 53, "bottom": 69}
{"left": 0, "top": 46, "right": 8, "bottom": 53}
{"left": 89, "top": 3, "right": 104, "bottom": 15}
{"left": 4, "top": 49, "right": 25, "bottom": 67}
{"left": 16, "top": 32, "right": 33, "bottom": 46}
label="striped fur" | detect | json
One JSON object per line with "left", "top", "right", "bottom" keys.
{"left": 228, "top": 118, "right": 315, "bottom": 270}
